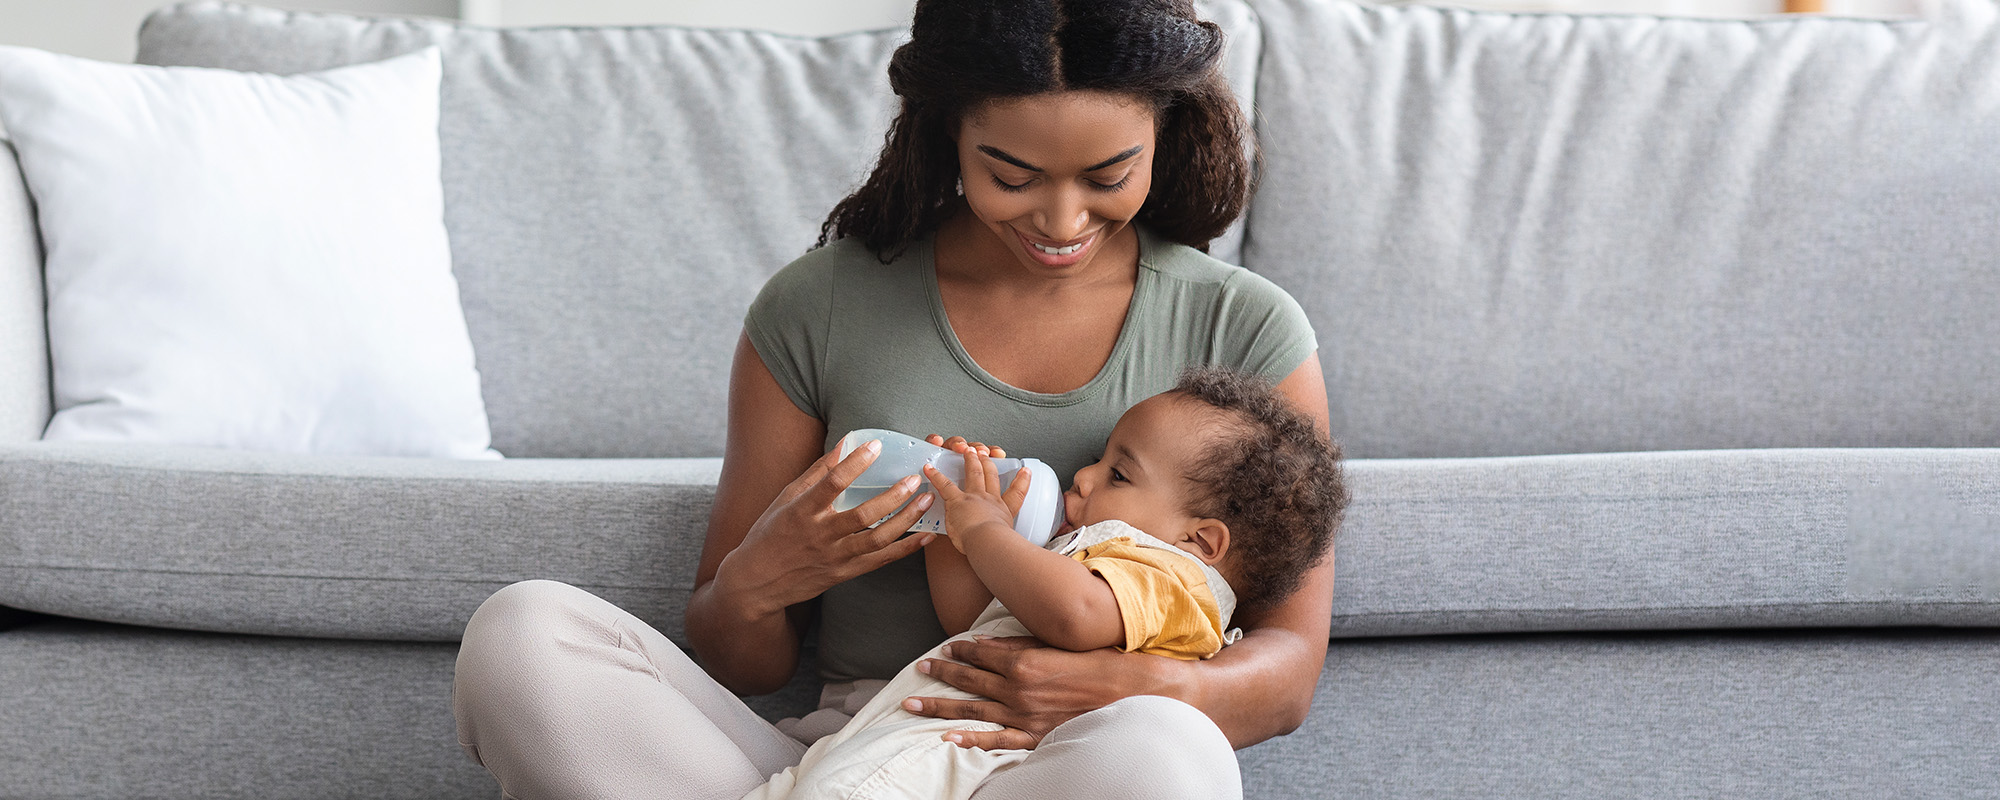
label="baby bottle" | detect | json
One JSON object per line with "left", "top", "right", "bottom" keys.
{"left": 831, "top": 429, "right": 1064, "bottom": 547}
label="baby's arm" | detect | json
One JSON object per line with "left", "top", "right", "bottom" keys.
{"left": 922, "top": 439, "right": 1001, "bottom": 634}
{"left": 924, "top": 454, "right": 1124, "bottom": 652}
{"left": 925, "top": 535, "right": 993, "bottom": 635}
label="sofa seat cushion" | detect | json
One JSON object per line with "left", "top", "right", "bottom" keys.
{"left": 0, "top": 616, "right": 821, "bottom": 800}
{"left": 1245, "top": 0, "right": 2000, "bottom": 458}
{"left": 0, "top": 442, "right": 720, "bottom": 641}
{"left": 132, "top": 0, "right": 1261, "bottom": 459}
{"left": 1239, "top": 628, "right": 2000, "bottom": 798}
{"left": 1335, "top": 448, "right": 2000, "bottom": 638}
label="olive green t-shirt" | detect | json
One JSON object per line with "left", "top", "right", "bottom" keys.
{"left": 744, "top": 226, "right": 1317, "bottom": 681}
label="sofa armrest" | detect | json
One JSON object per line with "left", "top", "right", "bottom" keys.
{"left": 0, "top": 442, "right": 721, "bottom": 641}
{"left": 1335, "top": 448, "right": 2000, "bottom": 638}
{"left": 0, "top": 140, "right": 51, "bottom": 444}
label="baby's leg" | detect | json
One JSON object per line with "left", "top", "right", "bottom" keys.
{"left": 453, "top": 580, "right": 808, "bottom": 800}
{"left": 972, "top": 695, "right": 1241, "bottom": 800}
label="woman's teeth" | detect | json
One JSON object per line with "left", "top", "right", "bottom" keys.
{"left": 1032, "top": 241, "right": 1082, "bottom": 256}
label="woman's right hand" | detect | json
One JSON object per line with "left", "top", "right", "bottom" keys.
{"left": 712, "top": 439, "right": 941, "bottom": 617}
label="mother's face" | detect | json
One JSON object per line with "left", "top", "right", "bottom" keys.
{"left": 954, "top": 90, "right": 1156, "bottom": 278}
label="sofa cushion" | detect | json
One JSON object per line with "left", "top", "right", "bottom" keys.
{"left": 0, "top": 46, "right": 498, "bottom": 460}
{"left": 0, "top": 617, "right": 821, "bottom": 799}
{"left": 0, "top": 442, "right": 720, "bottom": 641}
{"left": 1240, "top": 628, "right": 2000, "bottom": 798}
{"left": 0, "top": 141, "right": 46, "bottom": 445}
{"left": 1245, "top": 0, "right": 2000, "bottom": 458}
{"left": 7, "top": 443, "right": 1994, "bottom": 643}
{"left": 134, "top": 0, "right": 1262, "bottom": 459}
{"left": 1335, "top": 448, "right": 2000, "bottom": 638}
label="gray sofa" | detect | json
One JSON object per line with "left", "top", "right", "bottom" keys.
{"left": 4, "top": 0, "right": 1998, "bottom": 796}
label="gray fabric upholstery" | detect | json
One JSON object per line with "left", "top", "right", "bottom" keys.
{"left": 0, "top": 442, "right": 722, "bottom": 641}
{"left": 1242, "top": 628, "right": 2000, "bottom": 798}
{"left": 133, "top": 0, "right": 1261, "bottom": 459}
{"left": 0, "top": 141, "right": 48, "bottom": 444}
{"left": 1334, "top": 448, "right": 2000, "bottom": 638}
{"left": 9, "top": 620, "right": 1990, "bottom": 800}
{"left": 1244, "top": 0, "right": 2000, "bottom": 458}
{"left": 8, "top": 441, "right": 1996, "bottom": 645}
{"left": 0, "top": 617, "right": 818, "bottom": 800}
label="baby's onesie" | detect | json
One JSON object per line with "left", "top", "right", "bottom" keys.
{"left": 742, "top": 519, "right": 1239, "bottom": 800}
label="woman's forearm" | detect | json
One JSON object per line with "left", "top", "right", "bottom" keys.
{"left": 1158, "top": 623, "right": 1324, "bottom": 748}
{"left": 1150, "top": 555, "right": 1337, "bottom": 748}
{"left": 685, "top": 563, "right": 804, "bottom": 696}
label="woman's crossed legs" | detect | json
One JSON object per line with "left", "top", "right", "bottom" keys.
{"left": 452, "top": 581, "right": 1240, "bottom": 800}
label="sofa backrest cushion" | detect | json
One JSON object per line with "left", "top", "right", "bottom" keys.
{"left": 135, "top": 1, "right": 1260, "bottom": 458}
{"left": 1245, "top": 0, "right": 2000, "bottom": 458}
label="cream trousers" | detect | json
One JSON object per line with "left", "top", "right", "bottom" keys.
{"left": 452, "top": 580, "right": 1242, "bottom": 800}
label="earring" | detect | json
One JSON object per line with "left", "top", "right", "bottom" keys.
{"left": 955, "top": 177, "right": 964, "bottom": 196}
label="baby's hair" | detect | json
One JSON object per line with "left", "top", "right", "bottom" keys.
{"left": 1169, "top": 366, "right": 1347, "bottom": 614}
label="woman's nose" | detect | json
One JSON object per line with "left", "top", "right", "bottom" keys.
{"left": 1035, "top": 186, "right": 1090, "bottom": 241}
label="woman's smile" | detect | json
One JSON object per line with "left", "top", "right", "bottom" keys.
{"left": 1015, "top": 229, "right": 1097, "bottom": 266}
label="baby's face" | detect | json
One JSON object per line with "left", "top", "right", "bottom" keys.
{"left": 1061, "top": 393, "right": 1222, "bottom": 563}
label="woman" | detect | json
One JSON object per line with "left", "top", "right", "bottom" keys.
{"left": 453, "top": 1, "right": 1332, "bottom": 797}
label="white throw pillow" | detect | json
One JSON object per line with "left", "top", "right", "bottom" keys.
{"left": 0, "top": 46, "right": 499, "bottom": 459}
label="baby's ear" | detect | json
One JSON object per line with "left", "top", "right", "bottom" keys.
{"left": 1187, "top": 519, "right": 1230, "bottom": 565}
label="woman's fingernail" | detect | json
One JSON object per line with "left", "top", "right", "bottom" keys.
{"left": 917, "top": 659, "right": 932, "bottom": 674}
{"left": 946, "top": 733, "right": 963, "bottom": 744}
{"left": 916, "top": 494, "right": 934, "bottom": 510}
{"left": 903, "top": 698, "right": 923, "bottom": 711}
{"left": 865, "top": 440, "right": 881, "bottom": 454}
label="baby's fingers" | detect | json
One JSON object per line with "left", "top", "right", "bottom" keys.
{"left": 1000, "top": 465, "right": 1032, "bottom": 516}
{"left": 922, "top": 464, "right": 963, "bottom": 499}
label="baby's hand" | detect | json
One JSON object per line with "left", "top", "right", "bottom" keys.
{"left": 922, "top": 449, "right": 1033, "bottom": 552}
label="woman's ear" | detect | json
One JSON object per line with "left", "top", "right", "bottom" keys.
{"left": 1187, "top": 519, "right": 1229, "bottom": 565}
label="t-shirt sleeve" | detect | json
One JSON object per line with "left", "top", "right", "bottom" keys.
{"left": 742, "top": 247, "right": 841, "bottom": 419}
{"left": 1214, "top": 268, "right": 1319, "bottom": 382}
{"left": 1074, "top": 541, "right": 1228, "bottom": 660}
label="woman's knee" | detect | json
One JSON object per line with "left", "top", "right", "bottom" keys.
{"left": 1041, "top": 695, "right": 1241, "bottom": 797}
{"left": 455, "top": 581, "right": 606, "bottom": 714}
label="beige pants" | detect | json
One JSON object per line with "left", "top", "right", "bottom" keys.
{"left": 453, "top": 580, "right": 1242, "bottom": 800}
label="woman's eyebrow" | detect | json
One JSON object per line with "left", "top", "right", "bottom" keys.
{"left": 976, "top": 144, "right": 1146, "bottom": 173}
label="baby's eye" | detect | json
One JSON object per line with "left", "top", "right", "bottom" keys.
{"left": 1108, "top": 468, "right": 1128, "bottom": 484}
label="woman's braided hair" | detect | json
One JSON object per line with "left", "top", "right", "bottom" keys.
{"left": 819, "top": 0, "right": 1253, "bottom": 260}
{"left": 1170, "top": 367, "right": 1347, "bottom": 614}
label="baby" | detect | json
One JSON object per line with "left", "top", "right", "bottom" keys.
{"left": 746, "top": 367, "right": 1348, "bottom": 800}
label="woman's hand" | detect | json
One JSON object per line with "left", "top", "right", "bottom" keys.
{"left": 924, "top": 434, "right": 1005, "bottom": 459}
{"left": 902, "top": 637, "right": 1174, "bottom": 750}
{"left": 712, "top": 440, "right": 941, "bottom": 619}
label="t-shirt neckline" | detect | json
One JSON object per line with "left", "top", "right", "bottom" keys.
{"left": 921, "top": 227, "right": 1159, "bottom": 408}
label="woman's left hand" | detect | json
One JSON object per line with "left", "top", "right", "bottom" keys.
{"left": 901, "top": 636, "right": 1173, "bottom": 750}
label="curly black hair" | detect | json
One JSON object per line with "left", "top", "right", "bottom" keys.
{"left": 818, "top": 0, "right": 1253, "bottom": 260}
{"left": 1170, "top": 367, "right": 1347, "bottom": 615}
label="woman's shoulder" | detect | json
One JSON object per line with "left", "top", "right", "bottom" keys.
{"left": 1137, "top": 228, "right": 1301, "bottom": 311}
{"left": 753, "top": 236, "right": 922, "bottom": 313}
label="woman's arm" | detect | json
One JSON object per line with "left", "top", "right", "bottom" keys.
{"left": 686, "top": 333, "right": 941, "bottom": 695}
{"left": 904, "top": 353, "right": 1334, "bottom": 748}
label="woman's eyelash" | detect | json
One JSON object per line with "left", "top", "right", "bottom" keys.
{"left": 986, "top": 175, "right": 1131, "bottom": 193}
